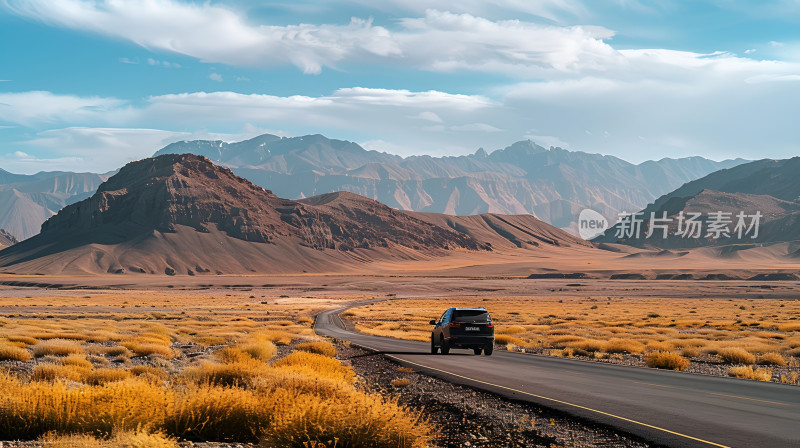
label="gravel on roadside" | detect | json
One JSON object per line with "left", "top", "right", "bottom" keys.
{"left": 338, "top": 343, "right": 661, "bottom": 448}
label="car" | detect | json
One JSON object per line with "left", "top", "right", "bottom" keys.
{"left": 430, "top": 307, "right": 494, "bottom": 355}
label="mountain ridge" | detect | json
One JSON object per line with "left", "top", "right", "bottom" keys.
{"left": 595, "top": 157, "right": 800, "bottom": 248}
{"left": 0, "top": 154, "right": 588, "bottom": 275}
{"left": 154, "top": 134, "right": 746, "bottom": 231}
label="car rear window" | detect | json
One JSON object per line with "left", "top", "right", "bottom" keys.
{"left": 453, "top": 309, "right": 490, "bottom": 323}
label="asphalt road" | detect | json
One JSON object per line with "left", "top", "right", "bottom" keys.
{"left": 315, "top": 306, "right": 800, "bottom": 448}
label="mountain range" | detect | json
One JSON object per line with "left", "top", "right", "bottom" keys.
{"left": 0, "top": 154, "right": 589, "bottom": 275}
{"left": 0, "top": 169, "right": 108, "bottom": 241}
{"left": 153, "top": 134, "right": 746, "bottom": 232}
{"left": 0, "top": 134, "right": 745, "bottom": 242}
{"left": 596, "top": 157, "right": 800, "bottom": 249}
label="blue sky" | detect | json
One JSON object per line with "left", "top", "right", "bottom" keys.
{"left": 1, "top": 0, "right": 799, "bottom": 173}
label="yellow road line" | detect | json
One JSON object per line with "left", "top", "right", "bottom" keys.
{"left": 359, "top": 344, "right": 731, "bottom": 448}
{"left": 707, "top": 392, "right": 788, "bottom": 407}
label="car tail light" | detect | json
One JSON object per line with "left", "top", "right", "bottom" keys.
{"left": 448, "top": 322, "right": 461, "bottom": 328}
{"left": 487, "top": 323, "right": 494, "bottom": 328}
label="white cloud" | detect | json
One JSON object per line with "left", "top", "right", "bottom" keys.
{"left": 10, "top": 127, "right": 189, "bottom": 172}
{"left": 0, "top": 91, "right": 133, "bottom": 127}
{"left": 330, "top": 87, "right": 492, "bottom": 109}
{"left": 3, "top": 2, "right": 614, "bottom": 76}
{"left": 148, "top": 58, "right": 180, "bottom": 68}
{"left": 524, "top": 134, "right": 569, "bottom": 148}
{"left": 745, "top": 74, "right": 800, "bottom": 83}
{"left": 359, "top": 139, "right": 416, "bottom": 156}
{"left": 3, "top": 0, "right": 401, "bottom": 75}
{"left": 395, "top": 10, "right": 617, "bottom": 76}
{"left": 450, "top": 123, "right": 502, "bottom": 132}
{"left": 119, "top": 57, "right": 138, "bottom": 64}
{"left": 411, "top": 111, "right": 443, "bottom": 123}
{"left": 347, "top": 0, "right": 587, "bottom": 22}
{"left": 208, "top": 73, "right": 223, "bottom": 82}
{"left": 1, "top": 150, "right": 85, "bottom": 173}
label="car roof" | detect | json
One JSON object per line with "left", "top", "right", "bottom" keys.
{"left": 453, "top": 307, "right": 487, "bottom": 311}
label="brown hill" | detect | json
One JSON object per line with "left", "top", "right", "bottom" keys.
{"left": 0, "top": 154, "right": 584, "bottom": 275}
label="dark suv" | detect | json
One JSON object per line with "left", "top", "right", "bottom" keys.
{"left": 430, "top": 307, "right": 494, "bottom": 355}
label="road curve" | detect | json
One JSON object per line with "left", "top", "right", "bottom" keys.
{"left": 315, "top": 306, "right": 800, "bottom": 448}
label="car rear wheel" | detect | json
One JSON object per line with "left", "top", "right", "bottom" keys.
{"left": 440, "top": 337, "right": 450, "bottom": 355}
{"left": 484, "top": 344, "right": 493, "bottom": 356}
{"left": 473, "top": 347, "right": 483, "bottom": 355}
{"left": 430, "top": 335, "right": 439, "bottom": 354}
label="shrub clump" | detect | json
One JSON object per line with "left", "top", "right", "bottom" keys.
{"left": 295, "top": 341, "right": 337, "bottom": 357}
{"left": 644, "top": 352, "right": 690, "bottom": 371}
{"left": 239, "top": 339, "right": 277, "bottom": 361}
{"left": 0, "top": 342, "right": 32, "bottom": 362}
{"left": 757, "top": 352, "right": 787, "bottom": 366}
{"left": 41, "top": 430, "right": 178, "bottom": 448}
{"left": 717, "top": 348, "right": 756, "bottom": 365}
{"left": 728, "top": 366, "right": 772, "bottom": 381}
{"left": 33, "top": 339, "right": 84, "bottom": 357}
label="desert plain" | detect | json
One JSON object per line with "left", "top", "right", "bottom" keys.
{"left": 1, "top": 255, "right": 799, "bottom": 447}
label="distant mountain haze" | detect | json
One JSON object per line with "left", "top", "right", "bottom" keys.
{"left": 595, "top": 157, "right": 800, "bottom": 249}
{"left": 153, "top": 134, "right": 746, "bottom": 232}
{"left": 0, "top": 169, "right": 108, "bottom": 240}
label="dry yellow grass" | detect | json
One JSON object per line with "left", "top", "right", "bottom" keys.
{"left": 644, "top": 352, "right": 690, "bottom": 371}
{"left": 0, "top": 341, "right": 32, "bottom": 361}
{"left": 296, "top": 341, "right": 337, "bottom": 357}
{"left": 33, "top": 363, "right": 91, "bottom": 382}
{"left": 717, "top": 348, "right": 756, "bottom": 365}
{"left": 7, "top": 335, "right": 38, "bottom": 345}
{"left": 728, "top": 366, "right": 773, "bottom": 381}
{"left": 239, "top": 338, "right": 278, "bottom": 361}
{"left": 33, "top": 339, "right": 84, "bottom": 357}
{"left": 121, "top": 341, "right": 174, "bottom": 359}
{"left": 85, "top": 368, "right": 131, "bottom": 385}
{"left": 346, "top": 296, "right": 800, "bottom": 368}
{"left": 757, "top": 352, "right": 788, "bottom": 366}
{"left": 273, "top": 351, "right": 356, "bottom": 384}
{"left": 391, "top": 378, "right": 411, "bottom": 387}
{"left": 62, "top": 353, "right": 93, "bottom": 369}
{"left": 41, "top": 430, "right": 178, "bottom": 448}
{"left": 130, "top": 365, "right": 169, "bottom": 382}
{"left": 0, "top": 291, "right": 430, "bottom": 446}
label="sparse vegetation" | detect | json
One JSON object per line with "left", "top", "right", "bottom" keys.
{"left": 0, "top": 292, "right": 430, "bottom": 446}
{"left": 33, "top": 339, "right": 84, "bottom": 357}
{"left": 757, "top": 352, "right": 788, "bottom": 366}
{"left": 41, "top": 430, "right": 178, "bottom": 448}
{"left": 296, "top": 340, "right": 337, "bottom": 357}
{"left": 728, "top": 366, "right": 773, "bottom": 381}
{"left": 348, "top": 296, "right": 800, "bottom": 379}
{"left": 0, "top": 341, "right": 33, "bottom": 361}
{"left": 645, "top": 352, "right": 690, "bottom": 371}
{"left": 717, "top": 348, "right": 756, "bottom": 365}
